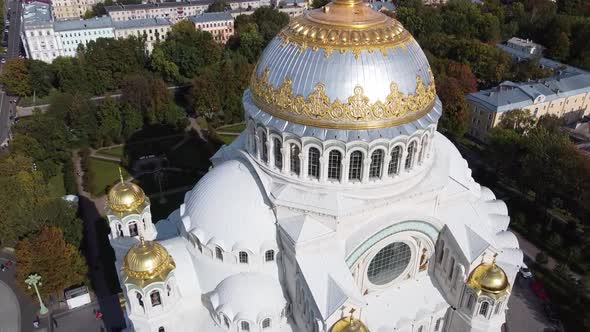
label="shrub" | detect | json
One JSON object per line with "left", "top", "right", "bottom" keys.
{"left": 536, "top": 252, "right": 549, "bottom": 265}
{"left": 63, "top": 159, "right": 78, "bottom": 195}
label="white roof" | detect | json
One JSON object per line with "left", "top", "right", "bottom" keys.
{"left": 210, "top": 272, "right": 287, "bottom": 322}
{"left": 181, "top": 159, "right": 277, "bottom": 253}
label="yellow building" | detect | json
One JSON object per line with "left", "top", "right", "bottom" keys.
{"left": 466, "top": 75, "right": 590, "bottom": 141}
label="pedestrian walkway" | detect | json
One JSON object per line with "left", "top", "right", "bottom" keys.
{"left": 0, "top": 279, "right": 20, "bottom": 332}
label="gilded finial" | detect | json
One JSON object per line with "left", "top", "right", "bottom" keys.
{"left": 139, "top": 235, "right": 145, "bottom": 245}
{"left": 118, "top": 167, "right": 124, "bottom": 184}
{"left": 492, "top": 253, "right": 498, "bottom": 265}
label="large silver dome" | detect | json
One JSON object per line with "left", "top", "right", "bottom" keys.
{"left": 248, "top": 0, "right": 437, "bottom": 130}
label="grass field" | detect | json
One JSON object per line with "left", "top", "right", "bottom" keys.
{"left": 88, "top": 158, "right": 128, "bottom": 196}
{"left": 216, "top": 122, "right": 246, "bottom": 133}
{"left": 219, "top": 134, "right": 237, "bottom": 144}
{"left": 96, "top": 146, "right": 124, "bottom": 158}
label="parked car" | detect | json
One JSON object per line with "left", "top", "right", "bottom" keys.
{"left": 531, "top": 281, "right": 549, "bottom": 301}
{"left": 520, "top": 263, "right": 533, "bottom": 278}
{"left": 1, "top": 58, "right": 6, "bottom": 64}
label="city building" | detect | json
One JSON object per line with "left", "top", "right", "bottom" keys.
{"left": 190, "top": 12, "right": 234, "bottom": 43}
{"left": 467, "top": 74, "right": 590, "bottom": 140}
{"left": 113, "top": 17, "right": 171, "bottom": 52}
{"left": 21, "top": 2, "right": 59, "bottom": 62}
{"left": 105, "top": 2, "right": 209, "bottom": 24}
{"left": 54, "top": 16, "right": 115, "bottom": 57}
{"left": 503, "top": 37, "right": 544, "bottom": 60}
{"left": 108, "top": 1, "right": 522, "bottom": 331}
{"left": 52, "top": 0, "right": 100, "bottom": 20}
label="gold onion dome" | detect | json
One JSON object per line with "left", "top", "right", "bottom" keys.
{"left": 107, "top": 170, "right": 147, "bottom": 213}
{"left": 121, "top": 237, "right": 176, "bottom": 288}
{"left": 249, "top": 0, "right": 437, "bottom": 130}
{"left": 466, "top": 256, "right": 510, "bottom": 299}
{"left": 330, "top": 316, "right": 369, "bottom": 332}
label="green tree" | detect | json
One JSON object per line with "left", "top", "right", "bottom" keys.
{"left": 498, "top": 109, "right": 536, "bottom": 135}
{"left": 252, "top": 7, "right": 290, "bottom": 43}
{"left": 96, "top": 97, "right": 123, "bottom": 146}
{"left": 187, "top": 68, "right": 222, "bottom": 120}
{"left": 27, "top": 60, "right": 55, "bottom": 97}
{"left": 311, "top": 0, "right": 329, "bottom": 8}
{"left": 120, "top": 102, "right": 144, "bottom": 139}
{"left": 206, "top": 0, "right": 229, "bottom": 12}
{"left": 0, "top": 59, "right": 32, "bottom": 96}
{"left": 149, "top": 47, "right": 181, "bottom": 83}
{"left": 160, "top": 21, "right": 222, "bottom": 78}
{"left": 436, "top": 77, "right": 469, "bottom": 139}
{"left": 487, "top": 127, "right": 522, "bottom": 174}
{"left": 15, "top": 226, "right": 87, "bottom": 300}
{"left": 236, "top": 23, "right": 265, "bottom": 62}
{"left": 548, "top": 31, "right": 570, "bottom": 61}
{"left": 537, "top": 114, "right": 563, "bottom": 132}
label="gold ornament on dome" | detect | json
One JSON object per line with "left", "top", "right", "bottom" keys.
{"left": 466, "top": 254, "right": 510, "bottom": 300}
{"left": 121, "top": 237, "right": 176, "bottom": 288}
{"left": 250, "top": 68, "right": 436, "bottom": 130}
{"left": 107, "top": 168, "right": 147, "bottom": 213}
{"left": 278, "top": 0, "right": 413, "bottom": 58}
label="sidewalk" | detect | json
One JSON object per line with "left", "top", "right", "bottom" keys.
{"left": 511, "top": 230, "right": 558, "bottom": 269}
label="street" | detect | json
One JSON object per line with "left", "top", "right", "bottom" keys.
{"left": 0, "top": 0, "right": 22, "bottom": 147}
{"left": 506, "top": 275, "right": 555, "bottom": 332}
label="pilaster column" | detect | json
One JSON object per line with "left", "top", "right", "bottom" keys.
{"left": 361, "top": 158, "right": 371, "bottom": 183}
{"left": 341, "top": 157, "right": 349, "bottom": 184}
{"left": 382, "top": 154, "right": 392, "bottom": 180}
{"left": 301, "top": 150, "right": 307, "bottom": 180}
{"left": 319, "top": 155, "right": 327, "bottom": 183}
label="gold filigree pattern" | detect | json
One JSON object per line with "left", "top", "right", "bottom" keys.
{"left": 250, "top": 68, "right": 436, "bottom": 130}
{"left": 122, "top": 239, "right": 176, "bottom": 288}
{"left": 278, "top": 2, "right": 413, "bottom": 58}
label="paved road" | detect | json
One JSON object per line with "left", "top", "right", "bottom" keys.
{"left": 0, "top": 0, "right": 23, "bottom": 146}
{"left": 0, "top": 279, "right": 20, "bottom": 332}
{"left": 506, "top": 276, "right": 554, "bottom": 332}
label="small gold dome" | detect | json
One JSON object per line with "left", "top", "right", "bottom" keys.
{"left": 121, "top": 238, "right": 176, "bottom": 288}
{"left": 466, "top": 258, "right": 510, "bottom": 299}
{"left": 107, "top": 180, "right": 147, "bottom": 213}
{"left": 330, "top": 317, "right": 369, "bottom": 332}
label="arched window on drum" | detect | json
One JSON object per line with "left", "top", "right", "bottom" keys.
{"left": 308, "top": 147, "right": 320, "bottom": 179}
{"left": 290, "top": 144, "right": 301, "bottom": 175}
{"left": 348, "top": 151, "right": 363, "bottom": 181}
{"left": 418, "top": 134, "right": 429, "bottom": 164}
{"left": 273, "top": 138, "right": 282, "bottom": 169}
{"left": 369, "top": 149, "right": 384, "bottom": 179}
{"left": 405, "top": 141, "right": 417, "bottom": 171}
{"left": 249, "top": 124, "right": 256, "bottom": 154}
{"left": 327, "top": 150, "right": 342, "bottom": 181}
{"left": 261, "top": 131, "right": 268, "bottom": 163}
{"left": 388, "top": 146, "right": 402, "bottom": 176}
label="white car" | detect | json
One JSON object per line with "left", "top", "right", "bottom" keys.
{"left": 520, "top": 263, "right": 533, "bottom": 278}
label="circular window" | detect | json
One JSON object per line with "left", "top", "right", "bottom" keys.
{"left": 367, "top": 242, "right": 412, "bottom": 285}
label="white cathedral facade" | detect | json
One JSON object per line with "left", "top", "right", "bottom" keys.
{"left": 104, "top": 0, "right": 523, "bottom": 331}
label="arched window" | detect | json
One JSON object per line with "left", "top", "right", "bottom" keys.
{"left": 150, "top": 290, "right": 161, "bottom": 307}
{"left": 194, "top": 236, "right": 202, "bottom": 253}
{"left": 448, "top": 257, "right": 455, "bottom": 280}
{"left": 388, "top": 146, "right": 402, "bottom": 176}
{"left": 261, "top": 131, "right": 268, "bottom": 162}
{"left": 239, "top": 251, "right": 248, "bottom": 264}
{"left": 418, "top": 327, "right": 424, "bottom": 332}
{"left": 223, "top": 314, "right": 230, "bottom": 328}
{"left": 327, "top": 150, "right": 342, "bottom": 181}
{"left": 117, "top": 223, "right": 123, "bottom": 237}
{"left": 419, "top": 134, "right": 429, "bottom": 164}
{"left": 479, "top": 301, "right": 489, "bottom": 316}
{"left": 405, "top": 141, "right": 417, "bottom": 170}
{"left": 158, "top": 327, "right": 165, "bottom": 332}
{"left": 240, "top": 321, "right": 250, "bottom": 331}
{"left": 250, "top": 124, "right": 256, "bottom": 153}
{"left": 215, "top": 247, "right": 223, "bottom": 261}
{"left": 262, "top": 318, "right": 271, "bottom": 329}
{"left": 369, "top": 149, "right": 384, "bottom": 179}
{"left": 348, "top": 151, "right": 363, "bottom": 181}
{"left": 128, "top": 221, "right": 138, "bottom": 237}
{"left": 290, "top": 144, "right": 300, "bottom": 175}
{"left": 308, "top": 147, "right": 320, "bottom": 179}
{"left": 265, "top": 250, "right": 275, "bottom": 262}
{"left": 273, "top": 138, "right": 282, "bottom": 169}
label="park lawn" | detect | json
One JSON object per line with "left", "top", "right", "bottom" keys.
{"left": 88, "top": 158, "right": 128, "bottom": 196}
{"left": 96, "top": 146, "right": 124, "bottom": 158}
{"left": 219, "top": 134, "right": 237, "bottom": 145}
{"left": 47, "top": 173, "right": 66, "bottom": 197}
{"left": 216, "top": 122, "right": 246, "bottom": 133}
